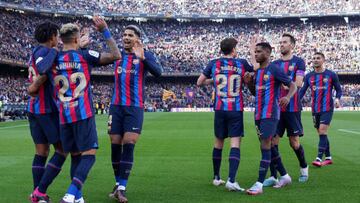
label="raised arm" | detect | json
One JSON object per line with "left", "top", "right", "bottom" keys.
{"left": 92, "top": 16, "right": 121, "bottom": 65}
{"left": 133, "top": 43, "right": 162, "bottom": 77}
{"left": 249, "top": 35, "right": 260, "bottom": 70}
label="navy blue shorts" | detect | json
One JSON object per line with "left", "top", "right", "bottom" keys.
{"left": 108, "top": 105, "right": 144, "bottom": 135}
{"left": 60, "top": 116, "right": 98, "bottom": 153}
{"left": 214, "top": 111, "right": 244, "bottom": 139}
{"left": 312, "top": 111, "right": 333, "bottom": 129}
{"left": 255, "top": 119, "right": 279, "bottom": 139}
{"left": 276, "top": 112, "right": 303, "bottom": 137}
{"left": 28, "top": 112, "right": 60, "bottom": 145}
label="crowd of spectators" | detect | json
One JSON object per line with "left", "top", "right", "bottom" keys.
{"left": 1, "top": 11, "right": 360, "bottom": 75}
{"left": 0, "top": 74, "right": 359, "bottom": 121}
{"left": 2, "top": 0, "right": 360, "bottom": 15}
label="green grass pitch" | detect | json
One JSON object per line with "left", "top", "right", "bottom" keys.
{"left": 0, "top": 112, "right": 359, "bottom": 202}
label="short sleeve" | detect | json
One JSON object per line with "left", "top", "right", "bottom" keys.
{"left": 272, "top": 64, "right": 291, "bottom": 86}
{"left": 203, "top": 60, "right": 214, "bottom": 78}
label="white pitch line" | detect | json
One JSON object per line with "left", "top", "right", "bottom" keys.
{"left": 0, "top": 124, "right": 29, "bottom": 130}
{"left": 338, "top": 129, "right": 360, "bottom": 135}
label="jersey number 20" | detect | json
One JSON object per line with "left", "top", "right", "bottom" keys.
{"left": 215, "top": 74, "right": 241, "bottom": 97}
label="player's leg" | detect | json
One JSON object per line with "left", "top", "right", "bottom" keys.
{"left": 108, "top": 105, "right": 125, "bottom": 197}
{"left": 212, "top": 111, "right": 226, "bottom": 186}
{"left": 70, "top": 152, "right": 83, "bottom": 203}
{"left": 115, "top": 107, "right": 144, "bottom": 203}
{"left": 225, "top": 111, "right": 244, "bottom": 191}
{"left": 271, "top": 115, "right": 291, "bottom": 189}
{"left": 263, "top": 136, "right": 280, "bottom": 187}
{"left": 212, "top": 137, "right": 225, "bottom": 186}
{"left": 61, "top": 117, "right": 98, "bottom": 203}
{"left": 320, "top": 112, "right": 333, "bottom": 166}
{"left": 264, "top": 114, "right": 285, "bottom": 187}
{"left": 247, "top": 119, "right": 277, "bottom": 195}
{"left": 29, "top": 113, "right": 49, "bottom": 191}
{"left": 312, "top": 113, "right": 323, "bottom": 167}
{"left": 36, "top": 113, "right": 67, "bottom": 200}
{"left": 287, "top": 112, "right": 308, "bottom": 182}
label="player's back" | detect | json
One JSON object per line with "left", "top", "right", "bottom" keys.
{"left": 208, "top": 57, "right": 253, "bottom": 111}
{"left": 27, "top": 45, "right": 57, "bottom": 114}
{"left": 51, "top": 49, "right": 99, "bottom": 124}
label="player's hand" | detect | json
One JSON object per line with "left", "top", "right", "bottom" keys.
{"left": 335, "top": 98, "right": 341, "bottom": 108}
{"left": 281, "top": 84, "right": 289, "bottom": 90}
{"left": 250, "top": 34, "right": 259, "bottom": 51}
{"left": 133, "top": 40, "right": 145, "bottom": 60}
{"left": 279, "top": 96, "right": 290, "bottom": 108}
{"left": 80, "top": 28, "right": 91, "bottom": 48}
{"left": 93, "top": 16, "right": 108, "bottom": 32}
{"left": 244, "top": 72, "right": 254, "bottom": 84}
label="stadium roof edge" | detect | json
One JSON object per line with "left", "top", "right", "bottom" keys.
{"left": 1, "top": 2, "right": 360, "bottom": 20}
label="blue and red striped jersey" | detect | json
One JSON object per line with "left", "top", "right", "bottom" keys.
{"left": 203, "top": 58, "right": 254, "bottom": 111}
{"left": 255, "top": 63, "right": 292, "bottom": 120}
{"left": 300, "top": 69, "right": 342, "bottom": 113}
{"left": 48, "top": 49, "right": 101, "bottom": 124}
{"left": 27, "top": 46, "right": 58, "bottom": 114}
{"left": 111, "top": 50, "right": 162, "bottom": 108}
{"left": 273, "top": 55, "right": 305, "bottom": 112}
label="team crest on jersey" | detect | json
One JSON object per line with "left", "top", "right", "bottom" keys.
{"left": 288, "top": 65, "right": 294, "bottom": 71}
{"left": 323, "top": 77, "right": 328, "bottom": 83}
{"left": 263, "top": 74, "right": 269, "bottom": 81}
{"left": 312, "top": 86, "right": 317, "bottom": 91}
{"left": 133, "top": 59, "right": 140, "bottom": 65}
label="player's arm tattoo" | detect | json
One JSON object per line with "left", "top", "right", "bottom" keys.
{"left": 99, "top": 37, "right": 121, "bottom": 65}
{"left": 27, "top": 75, "right": 48, "bottom": 96}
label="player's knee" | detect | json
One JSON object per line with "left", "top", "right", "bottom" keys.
{"left": 122, "top": 132, "right": 139, "bottom": 144}
{"left": 82, "top": 149, "right": 97, "bottom": 156}
{"left": 214, "top": 141, "right": 224, "bottom": 149}
{"left": 271, "top": 136, "right": 280, "bottom": 146}
{"left": 290, "top": 140, "right": 300, "bottom": 149}
{"left": 110, "top": 134, "right": 123, "bottom": 144}
{"left": 35, "top": 144, "right": 50, "bottom": 157}
{"left": 261, "top": 138, "right": 272, "bottom": 149}
{"left": 53, "top": 142, "right": 67, "bottom": 156}
{"left": 318, "top": 126, "right": 328, "bottom": 134}
{"left": 229, "top": 137, "right": 240, "bottom": 148}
